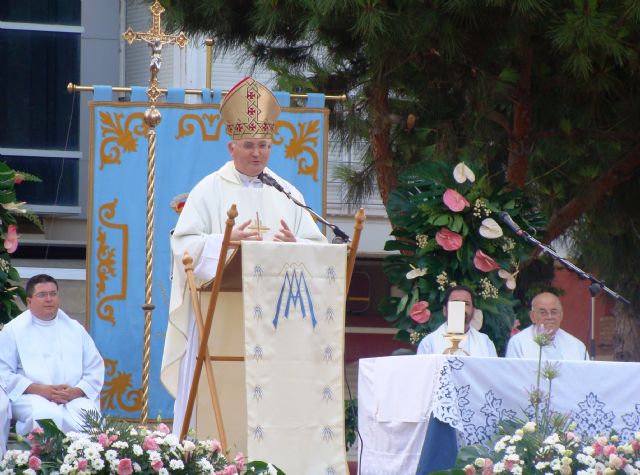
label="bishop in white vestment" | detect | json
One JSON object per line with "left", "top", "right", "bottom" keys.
{"left": 0, "top": 275, "right": 104, "bottom": 435}
{"left": 160, "top": 77, "right": 327, "bottom": 436}
{"left": 417, "top": 286, "right": 498, "bottom": 357}
{"left": 506, "top": 291, "right": 588, "bottom": 360}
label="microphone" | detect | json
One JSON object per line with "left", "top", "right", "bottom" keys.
{"left": 257, "top": 171, "right": 286, "bottom": 193}
{"left": 498, "top": 211, "right": 522, "bottom": 235}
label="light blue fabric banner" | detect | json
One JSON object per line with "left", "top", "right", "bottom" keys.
{"left": 88, "top": 93, "right": 328, "bottom": 419}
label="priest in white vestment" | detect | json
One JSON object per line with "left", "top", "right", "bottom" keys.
{"left": 0, "top": 274, "right": 104, "bottom": 435}
{"left": 0, "top": 387, "right": 9, "bottom": 457}
{"left": 417, "top": 286, "right": 498, "bottom": 357}
{"left": 160, "top": 77, "right": 327, "bottom": 435}
{"left": 506, "top": 291, "right": 588, "bottom": 360}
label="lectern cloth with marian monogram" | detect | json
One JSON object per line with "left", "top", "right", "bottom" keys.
{"left": 242, "top": 241, "right": 349, "bottom": 475}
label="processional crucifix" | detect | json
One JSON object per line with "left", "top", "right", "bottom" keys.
{"left": 122, "top": 0, "right": 188, "bottom": 425}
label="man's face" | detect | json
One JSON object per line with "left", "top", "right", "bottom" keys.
{"left": 444, "top": 289, "right": 475, "bottom": 330}
{"left": 228, "top": 138, "right": 272, "bottom": 177}
{"left": 530, "top": 292, "right": 563, "bottom": 335}
{"left": 26, "top": 282, "right": 60, "bottom": 321}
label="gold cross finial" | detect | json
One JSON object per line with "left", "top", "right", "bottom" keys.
{"left": 122, "top": 0, "right": 188, "bottom": 103}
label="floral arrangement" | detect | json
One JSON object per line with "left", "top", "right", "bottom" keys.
{"left": 0, "top": 161, "right": 42, "bottom": 324}
{"left": 381, "top": 159, "right": 545, "bottom": 353}
{"left": 0, "top": 415, "right": 284, "bottom": 475}
{"left": 457, "top": 421, "right": 640, "bottom": 474}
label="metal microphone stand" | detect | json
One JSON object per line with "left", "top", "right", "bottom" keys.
{"left": 510, "top": 225, "right": 630, "bottom": 359}
{"left": 261, "top": 177, "right": 351, "bottom": 243}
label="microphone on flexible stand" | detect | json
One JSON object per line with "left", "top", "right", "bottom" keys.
{"left": 497, "top": 211, "right": 523, "bottom": 236}
{"left": 257, "top": 171, "right": 351, "bottom": 243}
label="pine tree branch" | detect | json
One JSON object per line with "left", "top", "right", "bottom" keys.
{"left": 542, "top": 144, "right": 640, "bottom": 243}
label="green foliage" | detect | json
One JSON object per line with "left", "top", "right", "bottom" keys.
{"left": 345, "top": 398, "right": 358, "bottom": 451}
{"left": 0, "top": 162, "right": 43, "bottom": 324}
{"left": 381, "top": 159, "right": 545, "bottom": 353}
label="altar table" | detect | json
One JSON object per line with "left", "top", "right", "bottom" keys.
{"left": 358, "top": 355, "right": 640, "bottom": 475}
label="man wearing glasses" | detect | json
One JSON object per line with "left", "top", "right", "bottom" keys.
{"left": 506, "top": 291, "right": 588, "bottom": 360}
{"left": 0, "top": 274, "right": 104, "bottom": 435}
{"left": 162, "top": 77, "right": 326, "bottom": 435}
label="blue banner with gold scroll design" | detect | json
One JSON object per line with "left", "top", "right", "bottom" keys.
{"left": 87, "top": 87, "right": 328, "bottom": 419}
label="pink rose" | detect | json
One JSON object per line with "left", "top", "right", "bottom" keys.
{"left": 143, "top": 436, "right": 159, "bottom": 451}
{"left": 604, "top": 444, "right": 617, "bottom": 456}
{"left": 151, "top": 459, "right": 164, "bottom": 472}
{"left": 473, "top": 250, "right": 500, "bottom": 272}
{"left": 4, "top": 224, "right": 18, "bottom": 254}
{"left": 78, "top": 459, "right": 88, "bottom": 471}
{"left": 409, "top": 301, "right": 431, "bottom": 324}
{"left": 234, "top": 452, "right": 246, "bottom": 471}
{"left": 28, "top": 456, "right": 41, "bottom": 470}
{"left": 14, "top": 174, "right": 23, "bottom": 185}
{"left": 435, "top": 228, "right": 463, "bottom": 251}
{"left": 223, "top": 464, "right": 238, "bottom": 474}
{"left": 98, "top": 433, "right": 111, "bottom": 448}
{"left": 443, "top": 189, "right": 470, "bottom": 212}
{"left": 211, "top": 439, "right": 223, "bottom": 453}
{"left": 118, "top": 458, "right": 133, "bottom": 475}
{"left": 156, "top": 423, "right": 171, "bottom": 435}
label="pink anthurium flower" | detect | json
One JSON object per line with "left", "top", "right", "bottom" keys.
{"left": 4, "top": 224, "right": 18, "bottom": 254}
{"left": 435, "top": 227, "right": 463, "bottom": 251}
{"left": 409, "top": 301, "right": 431, "bottom": 324}
{"left": 473, "top": 249, "right": 500, "bottom": 272}
{"left": 443, "top": 189, "right": 470, "bottom": 212}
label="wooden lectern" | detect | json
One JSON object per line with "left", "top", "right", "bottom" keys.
{"left": 179, "top": 205, "right": 365, "bottom": 452}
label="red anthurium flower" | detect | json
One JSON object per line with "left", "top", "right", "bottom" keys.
{"left": 435, "top": 227, "right": 463, "bottom": 251}
{"left": 443, "top": 189, "right": 470, "bottom": 212}
{"left": 4, "top": 224, "right": 18, "bottom": 254}
{"left": 473, "top": 249, "right": 500, "bottom": 272}
{"left": 410, "top": 301, "right": 431, "bottom": 324}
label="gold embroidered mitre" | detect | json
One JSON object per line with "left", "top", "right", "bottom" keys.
{"left": 220, "top": 77, "right": 281, "bottom": 139}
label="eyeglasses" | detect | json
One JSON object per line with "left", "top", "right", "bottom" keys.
{"left": 534, "top": 309, "right": 561, "bottom": 318}
{"left": 33, "top": 290, "right": 59, "bottom": 299}
{"left": 239, "top": 141, "right": 271, "bottom": 152}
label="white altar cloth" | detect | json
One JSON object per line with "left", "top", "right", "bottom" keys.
{"left": 358, "top": 355, "right": 640, "bottom": 475}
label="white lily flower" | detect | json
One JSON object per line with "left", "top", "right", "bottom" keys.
{"left": 406, "top": 264, "right": 427, "bottom": 279}
{"left": 479, "top": 218, "right": 503, "bottom": 239}
{"left": 499, "top": 269, "right": 517, "bottom": 289}
{"left": 453, "top": 162, "right": 476, "bottom": 183}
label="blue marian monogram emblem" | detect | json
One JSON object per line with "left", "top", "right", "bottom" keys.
{"left": 272, "top": 267, "right": 317, "bottom": 329}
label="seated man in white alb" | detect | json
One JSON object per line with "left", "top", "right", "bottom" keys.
{"left": 0, "top": 386, "right": 9, "bottom": 457}
{"left": 506, "top": 291, "right": 588, "bottom": 360}
{"left": 417, "top": 285, "right": 497, "bottom": 357}
{"left": 0, "top": 274, "right": 105, "bottom": 435}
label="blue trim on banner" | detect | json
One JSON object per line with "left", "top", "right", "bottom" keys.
{"left": 273, "top": 91, "right": 290, "bottom": 107}
{"left": 306, "top": 93, "right": 325, "bottom": 108}
{"left": 167, "top": 88, "right": 185, "bottom": 103}
{"left": 201, "top": 89, "right": 212, "bottom": 104}
{"left": 212, "top": 88, "right": 222, "bottom": 105}
{"left": 93, "top": 86, "right": 112, "bottom": 101}
{"left": 130, "top": 86, "right": 147, "bottom": 102}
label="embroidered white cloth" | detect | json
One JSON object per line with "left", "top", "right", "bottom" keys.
{"left": 242, "top": 241, "right": 348, "bottom": 475}
{"left": 359, "top": 355, "right": 640, "bottom": 475}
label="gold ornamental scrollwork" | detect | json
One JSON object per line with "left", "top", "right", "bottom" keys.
{"left": 101, "top": 358, "right": 143, "bottom": 413}
{"left": 175, "top": 113, "right": 225, "bottom": 141}
{"left": 96, "top": 199, "right": 128, "bottom": 326}
{"left": 273, "top": 119, "right": 320, "bottom": 182}
{"left": 99, "top": 111, "right": 148, "bottom": 170}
